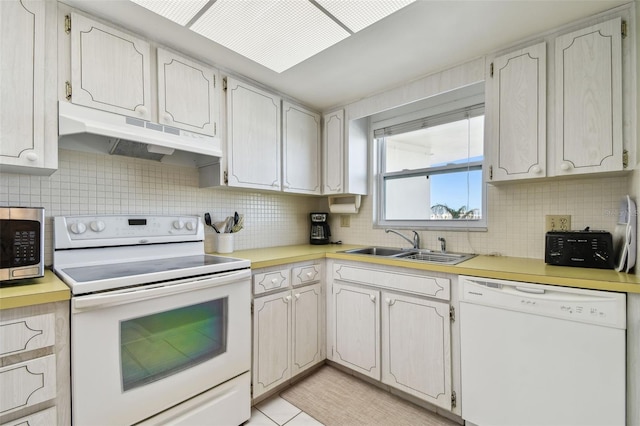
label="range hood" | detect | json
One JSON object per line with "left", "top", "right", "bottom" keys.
{"left": 58, "top": 102, "right": 222, "bottom": 166}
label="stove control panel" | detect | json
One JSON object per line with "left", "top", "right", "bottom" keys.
{"left": 54, "top": 215, "right": 203, "bottom": 249}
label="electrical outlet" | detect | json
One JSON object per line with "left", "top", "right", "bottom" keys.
{"left": 340, "top": 215, "right": 350, "bottom": 227}
{"left": 545, "top": 215, "right": 571, "bottom": 232}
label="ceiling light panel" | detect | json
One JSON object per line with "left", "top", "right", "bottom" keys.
{"left": 315, "top": 0, "right": 415, "bottom": 33}
{"left": 130, "top": 0, "right": 209, "bottom": 26}
{"left": 190, "top": 0, "right": 350, "bottom": 73}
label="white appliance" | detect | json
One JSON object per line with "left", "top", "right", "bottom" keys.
{"left": 53, "top": 214, "right": 251, "bottom": 426}
{"left": 614, "top": 194, "right": 636, "bottom": 272}
{"left": 459, "top": 276, "right": 626, "bottom": 426}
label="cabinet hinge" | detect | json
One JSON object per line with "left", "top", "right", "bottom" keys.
{"left": 223, "top": 170, "right": 228, "bottom": 185}
{"left": 623, "top": 149, "right": 629, "bottom": 169}
{"left": 451, "top": 391, "right": 457, "bottom": 408}
{"left": 64, "top": 14, "right": 71, "bottom": 34}
{"left": 213, "top": 74, "right": 216, "bottom": 89}
{"left": 214, "top": 122, "right": 217, "bottom": 136}
{"left": 449, "top": 305, "right": 455, "bottom": 322}
{"left": 489, "top": 165, "right": 493, "bottom": 180}
{"left": 490, "top": 62, "right": 494, "bottom": 78}
{"left": 251, "top": 301, "right": 254, "bottom": 314}
{"left": 621, "top": 20, "right": 627, "bottom": 39}
{"left": 222, "top": 77, "right": 227, "bottom": 90}
{"left": 65, "top": 81, "right": 72, "bottom": 101}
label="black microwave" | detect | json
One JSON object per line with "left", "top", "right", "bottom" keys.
{"left": 0, "top": 207, "right": 45, "bottom": 281}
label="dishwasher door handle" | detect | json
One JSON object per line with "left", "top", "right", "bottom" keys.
{"left": 514, "top": 286, "right": 545, "bottom": 294}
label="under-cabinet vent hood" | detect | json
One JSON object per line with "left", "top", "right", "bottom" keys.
{"left": 58, "top": 102, "right": 222, "bottom": 166}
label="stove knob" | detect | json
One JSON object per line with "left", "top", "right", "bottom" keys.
{"left": 70, "top": 222, "right": 87, "bottom": 234}
{"left": 90, "top": 220, "right": 106, "bottom": 232}
{"left": 172, "top": 220, "right": 185, "bottom": 230}
{"left": 185, "top": 221, "right": 196, "bottom": 231}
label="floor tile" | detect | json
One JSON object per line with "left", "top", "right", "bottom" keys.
{"left": 285, "top": 411, "right": 325, "bottom": 426}
{"left": 256, "top": 396, "right": 302, "bottom": 425}
{"left": 246, "top": 408, "right": 279, "bottom": 426}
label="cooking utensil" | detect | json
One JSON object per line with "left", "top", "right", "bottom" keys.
{"left": 204, "top": 212, "right": 220, "bottom": 233}
{"left": 231, "top": 215, "right": 244, "bottom": 233}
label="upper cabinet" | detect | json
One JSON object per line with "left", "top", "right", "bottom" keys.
{"left": 69, "top": 12, "right": 152, "bottom": 120}
{"left": 157, "top": 48, "right": 219, "bottom": 136}
{"left": 486, "top": 13, "right": 632, "bottom": 183}
{"left": 554, "top": 18, "right": 622, "bottom": 176}
{"left": 0, "top": 0, "right": 57, "bottom": 175}
{"left": 282, "top": 102, "right": 321, "bottom": 195}
{"left": 225, "top": 77, "right": 282, "bottom": 191}
{"left": 322, "top": 110, "right": 368, "bottom": 195}
{"left": 486, "top": 42, "right": 546, "bottom": 182}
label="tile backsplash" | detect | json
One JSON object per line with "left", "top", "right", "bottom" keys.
{"left": 0, "top": 150, "right": 322, "bottom": 265}
{"left": 0, "top": 149, "right": 630, "bottom": 265}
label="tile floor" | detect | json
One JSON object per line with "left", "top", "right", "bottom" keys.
{"left": 247, "top": 394, "right": 324, "bottom": 426}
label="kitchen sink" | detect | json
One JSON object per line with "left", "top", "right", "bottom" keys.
{"left": 341, "top": 246, "right": 475, "bottom": 265}
{"left": 341, "top": 247, "right": 413, "bottom": 257}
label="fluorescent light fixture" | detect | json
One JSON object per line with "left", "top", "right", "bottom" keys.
{"left": 130, "top": 0, "right": 415, "bottom": 73}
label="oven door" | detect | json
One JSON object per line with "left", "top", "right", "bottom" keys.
{"left": 70, "top": 269, "right": 251, "bottom": 425}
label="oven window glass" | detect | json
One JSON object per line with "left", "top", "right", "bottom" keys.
{"left": 120, "top": 298, "right": 227, "bottom": 392}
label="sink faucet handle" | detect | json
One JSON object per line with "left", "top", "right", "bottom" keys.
{"left": 411, "top": 230, "right": 420, "bottom": 249}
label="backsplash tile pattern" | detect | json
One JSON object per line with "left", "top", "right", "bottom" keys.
{"left": 0, "top": 149, "right": 629, "bottom": 264}
{"left": 327, "top": 175, "right": 630, "bottom": 259}
{"left": 0, "top": 150, "right": 321, "bottom": 266}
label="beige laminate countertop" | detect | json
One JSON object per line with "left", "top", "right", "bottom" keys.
{"left": 227, "top": 244, "right": 640, "bottom": 294}
{"left": 0, "top": 270, "right": 71, "bottom": 310}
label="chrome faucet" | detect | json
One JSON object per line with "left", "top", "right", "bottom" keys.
{"left": 385, "top": 229, "right": 420, "bottom": 249}
{"left": 438, "top": 237, "right": 446, "bottom": 253}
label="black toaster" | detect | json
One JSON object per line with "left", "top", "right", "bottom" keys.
{"left": 545, "top": 230, "right": 615, "bottom": 269}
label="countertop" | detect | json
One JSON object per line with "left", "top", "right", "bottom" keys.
{"left": 0, "top": 270, "right": 71, "bottom": 310}
{"left": 228, "top": 244, "right": 640, "bottom": 294}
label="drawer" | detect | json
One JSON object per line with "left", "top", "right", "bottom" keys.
{"left": 291, "top": 264, "right": 322, "bottom": 287}
{"left": 0, "top": 313, "right": 55, "bottom": 357}
{"left": 0, "top": 355, "right": 57, "bottom": 415}
{"left": 333, "top": 264, "right": 450, "bottom": 300}
{"left": 253, "top": 269, "right": 290, "bottom": 295}
{"left": 1, "top": 407, "right": 57, "bottom": 426}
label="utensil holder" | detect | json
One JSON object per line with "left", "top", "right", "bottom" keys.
{"left": 216, "top": 233, "right": 234, "bottom": 253}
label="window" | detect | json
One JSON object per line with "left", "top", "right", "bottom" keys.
{"left": 374, "top": 91, "right": 486, "bottom": 229}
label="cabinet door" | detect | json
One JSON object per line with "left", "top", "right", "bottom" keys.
{"left": 555, "top": 18, "right": 622, "bottom": 175}
{"left": 226, "top": 78, "right": 281, "bottom": 191}
{"left": 252, "top": 291, "right": 291, "bottom": 398}
{"left": 322, "top": 110, "right": 345, "bottom": 194}
{"left": 157, "top": 48, "right": 218, "bottom": 136}
{"left": 488, "top": 42, "right": 546, "bottom": 181}
{"left": 0, "top": 0, "right": 56, "bottom": 174}
{"left": 381, "top": 292, "right": 452, "bottom": 410}
{"left": 0, "top": 355, "right": 57, "bottom": 415}
{"left": 282, "top": 102, "right": 321, "bottom": 195}
{"left": 70, "top": 12, "right": 152, "bottom": 120}
{"left": 332, "top": 282, "right": 380, "bottom": 380}
{"left": 291, "top": 284, "right": 322, "bottom": 376}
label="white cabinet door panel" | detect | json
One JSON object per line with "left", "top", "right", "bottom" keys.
{"left": 323, "top": 110, "right": 344, "bottom": 194}
{"left": 332, "top": 282, "right": 380, "bottom": 380}
{"left": 0, "top": 355, "right": 57, "bottom": 415}
{"left": 157, "top": 48, "right": 218, "bottom": 136}
{"left": 292, "top": 284, "right": 322, "bottom": 376}
{"left": 282, "top": 102, "right": 321, "bottom": 195}
{"left": 0, "top": 313, "right": 55, "bottom": 356}
{"left": 70, "top": 12, "right": 151, "bottom": 120}
{"left": 555, "top": 17, "right": 622, "bottom": 175}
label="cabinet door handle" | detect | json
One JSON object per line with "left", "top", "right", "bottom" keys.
{"left": 26, "top": 152, "right": 38, "bottom": 162}
{"left": 136, "top": 106, "right": 147, "bottom": 116}
{"left": 294, "top": 293, "right": 300, "bottom": 300}
{"left": 385, "top": 298, "right": 395, "bottom": 306}
{"left": 531, "top": 165, "right": 542, "bottom": 174}
{"left": 284, "top": 295, "right": 292, "bottom": 303}
{"left": 560, "top": 162, "right": 571, "bottom": 171}
{"left": 163, "top": 113, "right": 172, "bottom": 123}
{"left": 370, "top": 294, "right": 376, "bottom": 302}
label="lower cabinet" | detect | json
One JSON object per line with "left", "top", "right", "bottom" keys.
{"left": 252, "top": 263, "right": 324, "bottom": 399}
{"left": 328, "top": 261, "right": 456, "bottom": 413}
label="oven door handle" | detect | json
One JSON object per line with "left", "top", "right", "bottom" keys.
{"left": 73, "top": 269, "right": 251, "bottom": 311}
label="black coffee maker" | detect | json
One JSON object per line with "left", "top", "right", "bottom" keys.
{"left": 310, "top": 213, "right": 331, "bottom": 245}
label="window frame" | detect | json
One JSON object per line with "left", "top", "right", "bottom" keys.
{"left": 372, "top": 91, "right": 487, "bottom": 231}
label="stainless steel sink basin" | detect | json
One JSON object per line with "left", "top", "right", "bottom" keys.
{"left": 341, "top": 246, "right": 475, "bottom": 264}
{"left": 341, "top": 247, "right": 412, "bottom": 257}
{"left": 399, "top": 251, "right": 476, "bottom": 265}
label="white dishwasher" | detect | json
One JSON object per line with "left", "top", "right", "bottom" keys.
{"left": 459, "top": 275, "right": 626, "bottom": 426}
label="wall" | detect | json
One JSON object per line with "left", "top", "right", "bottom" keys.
{"left": 0, "top": 149, "right": 322, "bottom": 266}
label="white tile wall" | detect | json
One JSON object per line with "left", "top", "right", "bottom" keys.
{"left": 0, "top": 150, "right": 322, "bottom": 265}
{"left": 326, "top": 175, "right": 630, "bottom": 259}
{"left": 0, "top": 149, "right": 630, "bottom": 264}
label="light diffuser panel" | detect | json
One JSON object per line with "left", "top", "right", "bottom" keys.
{"left": 130, "top": 0, "right": 209, "bottom": 25}
{"left": 315, "top": 0, "right": 415, "bottom": 33}
{"left": 190, "top": 0, "right": 350, "bottom": 72}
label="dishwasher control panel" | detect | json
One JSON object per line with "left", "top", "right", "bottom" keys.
{"left": 459, "top": 276, "right": 626, "bottom": 329}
